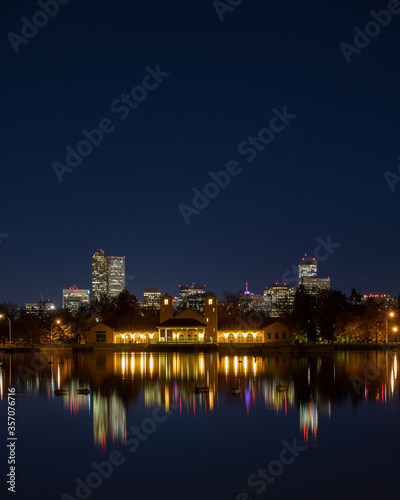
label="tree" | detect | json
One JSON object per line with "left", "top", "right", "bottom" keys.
{"left": 112, "top": 290, "right": 140, "bottom": 318}
{"left": 221, "top": 290, "right": 241, "bottom": 316}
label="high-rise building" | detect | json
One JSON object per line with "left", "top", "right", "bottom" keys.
{"left": 264, "top": 283, "right": 296, "bottom": 317}
{"left": 143, "top": 288, "right": 162, "bottom": 309}
{"left": 107, "top": 256, "right": 125, "bottom": 298}
{"left": 92, "top": 250, "right": 109, "bottom": 301}
{"left": 301, "top": 277, "right": 331, "bottom": 294}
{"left": 178, "top": 283, "right": 206, "bottom": 313}
{"left": 25, "top": 300, "right": 56, "bottom": 318}
{"left": 298, "top": 255, "right": 317, "bottom": 286}
{"left": 62, "top": 286, "right": 90, "bottom": 313}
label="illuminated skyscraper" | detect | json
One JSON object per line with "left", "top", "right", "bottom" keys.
{"left": 92, "top": 250, "right": 109, "bottom": 301}
{"left": 62, "top": 285, "right": 90, "bottom": 312}
{"left": 143, "top": 288, "right": 162, "bottom": 309}
{"left": 107, "top": 256, "right": 125, "bottom": 297}
{"left": 264, "top": 283, "right": 296, "bottom": 317}
{"left": 298, "top": 255, "right": 330, "bottom": 294}
{"left": 298, "top": 255, "right": 317, "bottom": 286}
{"left": 178, "top": 283, "right": 206, "bottom": 313}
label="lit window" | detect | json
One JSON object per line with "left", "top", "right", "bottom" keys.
{"left": 164, "top": 299, "right": 169, "bottom": 305}
{"left": 208, "top": 298, "right": 213, "bottom": 305}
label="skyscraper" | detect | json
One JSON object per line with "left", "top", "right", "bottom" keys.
{"left": 298, "top": 255, "right": 317, "bottom": 286}
{"left": 92, "top": 250, "right": 109, "bottom": 301}
{"left": 178, "top": 283, "right": 206, "bottom": 313}
{"left": 298, "top": 255, "right": 330, "bottom": 294}
{"left": 63, "top": 286, "right": 90, "bottom": 312}
{"left": 107, "top": 256, "right": 125, "bottom": 297}
{"left": 143, "top": 288, "right": 162, "bottom": 309}
{"left": 264, "top": 283, "right": 296, "bottom": 317}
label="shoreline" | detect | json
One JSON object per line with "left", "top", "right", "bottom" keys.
{"left": 1, "top": 342, "right": 398, "bottom": 354}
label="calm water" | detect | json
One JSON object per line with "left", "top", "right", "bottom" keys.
{"left": 0, "top": 349, "right": 399, "bottom": 500}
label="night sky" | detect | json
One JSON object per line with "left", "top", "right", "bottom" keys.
{"left": 1, "top": 0, "right": 399, "bottom": 306}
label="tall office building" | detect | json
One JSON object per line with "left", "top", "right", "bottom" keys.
{"left": 107, "top": 256, "right": 125, "bottom": 297}
{"left": 264, "top": 283, "right": 296, "bottom": 317}
{"left": 25, "top": 300, "right": 56, "bottom": 318}
{"left": 298, "top": 255, "right": 317, "bottom": 286}
{"left": 143, "top": 288, "right": 162, "bottom": 309}
{"left": 178, "top": 283, "right": 206, "bottom": 313}
{"left": 301, "top": 276, "right": 331, "bottom": 294}
{"left": 63, "top": 286, "right": 90, "bottom": 313}
{"left": 92, "top": 250, "right": 109, "bottom": 301}
{"left": 298, "top": 255, "right": 330, "bottom": 294}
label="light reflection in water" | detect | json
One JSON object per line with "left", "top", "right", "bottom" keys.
{"left": 2, "top": 350, "right": 400, "bottom": 449}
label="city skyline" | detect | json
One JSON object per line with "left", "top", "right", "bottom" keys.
{"left": 0, "top": 0, "right": 399, "bottom": 308}
{"left": 11, "top": 249, "right": 400, "bottom": 309}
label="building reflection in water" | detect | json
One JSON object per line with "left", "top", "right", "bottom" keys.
{"left": 0, "top": 349, "right": 399, "bottom": 448}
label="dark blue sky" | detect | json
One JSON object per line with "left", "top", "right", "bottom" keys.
{"left": 1, "top": 0, "right": 399, "bottom": 306}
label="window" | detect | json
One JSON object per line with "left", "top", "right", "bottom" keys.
{"left": 267, "top": 332, "right": 271, "bottom": 340}
{"left": 283, "top": 332, "right": 286, "bottom": 339}
{"left": 96, "top": 334, "right": 106, "bottom": 343}
{"left": 275, "top": 332, "right": 279, "bottom": 340}
{"left": 208, "top": 298, "right": 213, "bottom": 305}
{"left": 164, "top": 299, "right": 169, "bottom": 305}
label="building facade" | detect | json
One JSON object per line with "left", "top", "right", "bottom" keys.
{"left": 298, "top": 255, "right": 317, "bottom": 286}
{"left": 92, "top": 250, "right": 109, "bottom": 301}
{"left": 298, "top": 255, "right": 331, "bottom": 294}
{"left": 107, "top": 256, "right": 125, "bottom": 297}
{"left": 92, "top": 250, "right": 126, "bottom": 300}
{"left": 301, "top": 277, "right": 331, "bottom": 294}
{"left": 264, "top": 283, "right": 296, "bottom": 317}
{"left": 178, "top": 283, "right": 206, "bottom": 313}
{"left": 25, "top": 300, "right": 56, "bottom": 318}
{"left": 143, "top": 288, "right": 162, "bottom": 309}
{"left": 62, "top": 286, "right": 90, "bottom": 313}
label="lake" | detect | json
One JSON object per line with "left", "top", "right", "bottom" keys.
{"left": 0, "top": 348, "right": 399, "bottom": 500}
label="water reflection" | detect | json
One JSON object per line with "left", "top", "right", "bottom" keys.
{"left": 1, "top": 349, "right": 399, "bottom": 448}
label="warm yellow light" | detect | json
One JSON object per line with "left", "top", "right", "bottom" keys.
{"left": 389, "top": 312, "right": 395, "bottom": 317}
{"left": 56, "top": 320, "right": 60, "bottom": 324}
{"left": 149, "top": 354, "right": 154, "bottom": 375}
{"left": 224, "top": 356, "right": 229, "bottom": 376}
{"left": 393, "top": 327, "right": 398, "bottom": 332}
{"left": 243, "top": 356, "right": 248, "bottom": 375}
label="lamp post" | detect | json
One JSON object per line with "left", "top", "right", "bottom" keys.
{"left": 0, "top": 314, "right": 12, "bottom": 346}
{"left": 50, "top": 320, "right": 60, "bottom": 344}
{"left": 393, "top": 327, "right": 398, "bottom": 343}
{"left": 386, "top": 312, "right": 395, "bottom": 343}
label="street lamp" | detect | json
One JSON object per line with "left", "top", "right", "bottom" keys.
{"left": 385, "top": 312, "right": 395, "bottom": 343}
{"left": 393, "top": 327, "right": 398, "bottom": 343}
{"left": 50, "top": 320, "right": 60, "bottom": 344}
{"left": 0, "top": 314, "right": 12, "bottom": 346}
